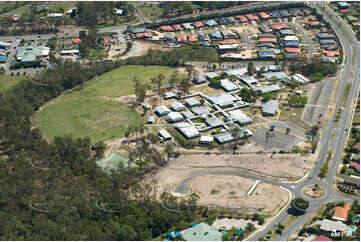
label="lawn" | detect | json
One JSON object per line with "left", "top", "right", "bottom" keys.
{"left": 88, "top": 48, "right": 105, "bottom": 61}
{"left": 133, "top": 2, "right": 164, "bottom": 21}
{"left": 0, "top": 74, "right": 25, "bottom": 92}
{"left": 34, "top": 65, "right": 180, "bottom": 142}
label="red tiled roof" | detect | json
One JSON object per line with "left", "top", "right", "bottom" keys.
{"left": 307, "top": 21, "right": 321, "bottom": 25}
{"left": 220, "top": 39, "right": 239, "bottom": 45}
{"left": 235, "top": 15, "right": 247, "bottom": 22}
{"left": 354, "top": 142, "right": 360, "bottom": 150}
{"left": 259, "top": 37, "right": 277, "bottom": 43}
{"left": 313, "top": 235, "right": 332, "bottom": 241}
{"left": 349, "top": 162, "right": 360, "bottom": 172}
{"left": 177, "top": 35, "right": 187, "bottom": 42}
{"left": 271, "top": 24, "right": 289, "bottom": 30}
{"left": 187, "top": 35, "right": 198, "bottom": 42}
{"left": 322, "top": 50, "right": 340, "bottom": 57}
{"left": 246, "top": 13, "right": 259, "bottom": 21}
{"left": 193, "top": 21, "right": 204, "bottom": 28}
{"left": 172, "top": 24, "right": 182, "bottom": 31}
{"left": 73, "top": 38, "right": 82, "bottom": 43}
{"left": 159, "top": 25, "right": 174, "bottom": 32}
{"left": 259, "top": 12, "right": 271, "bottom": 19}
{"left": 333, "top": 204, "right": 351, "bottom": 220}
{"left": 136, "top": 32, "right": 152, "bottom": 38}
{"left": 339, "top": 9, "right": 352, "bottom": 14}
{"left": 285, "top": 47, "right": 301, "bottom": 54}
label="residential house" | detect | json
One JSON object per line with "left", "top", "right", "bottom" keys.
{"left": 285, "top": 47, "right": 301, "bottom": 54}
{"left": 235, "top": 15, "right": 247, "bottom": 22}
{"left": 167, "top": 112, "right": 184, "bottom": 123}
{"left": 172, "top": 24, "right": 183, "bottom": 31}
{"left": 310, "top": 219, "right": 348, "bottom": 233}
{"left": 159, "top": 25, "right": 174, "bottom": 32}
{"left": 245, "top": 13, "right": 259, "bottom": 21}
{"left": 205, "top": 19, "right": 218, "bottom": 27}
{"left": 259, "top": 12, "right": 271, "bottom": 20}
{"left": 210, "top": 30, "right": 223, "bottom": 40}
{"left": 349, "top": 162, "right": 360, "bottom": 174}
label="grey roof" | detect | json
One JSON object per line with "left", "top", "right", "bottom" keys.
{"left": 217, "top": 17, "right": 229, "bottom": 25}
{"left": 206, "top": 116, "right": 224, "bottom": 127}
{"left": 221, "top": 79, "right": 239, "bottom": 92}
{"left": 226, "top": 16, "right": 236, "bottom": 23}
{"left": 147, "top": 115, "right": 155, "bottom": 123}
{"left": 180, "top": 222, "right": 222, "bottom": 241}
{"left": 210, "top": 30, "right": 222, "bottom": 39}
{"left": 170, "top": 101, "right": 186, "bottom": 111}
{"left": 240, "top": 76, "right": 258, "bottom": 86}
{"left": 182, "top": 23, "right": 194, "bottom": 30}
{"left": 319, "top": 39, "right": 336, "bottom": 45}
{"left": 193, "top": 76, "right": 207, "bottom": 84}
{"left": 256, "top": 85, "right": 281, "bottom": 94}
{"left": 262, "top": 100, "right": 279, "bottom": 115}
{"left": 131, "top": 27, "right": 146, "bottom": 34}
{"left": 176, "top": 122, "right": 200, "bottom": 139}
{"left": 284, "top": 40, "right": 299, "bottom": 47}
{"left": 192, "top": 106, "right": 212, "bottom": 115}
{"left": 167, "top": 112, "right": 184, "bottom": 122}
{"left": 228, "top": 109, "right": 253, "bottom": 124}
{"left": 258, "top": 33, "right": 276, "bottom": 38}
{"left": 221, "top": 29, "right": 236, "bottom": 38}
{"left": 310, "top": 219, "right": 348, "bottom": 232}
{"left": 284, "top": 52, "right": 299, "bottom": 58}
{"left": 321, "top": 55, "right": 338, "bottom": 63}
{"left": 208, "top": 93, "right": 237, "bottom": 107}
{"left": 213, "top": 132, "right": 236, "bottom": 144}
{"left": 225, "top": 68, "right": 248, "bottom": 77}
{"left": 279, "top": 29, "right": 294, "bottom": 36}
{"left": 182, "top": 110, "right": 196, "bottom": 119}
{"left": 158, "top": 129, "right": 171, "bottom": 140}
{"left": 320, "top": 44, "right": 338, "bottom": 51}
{"left": 262, "top": 71, "right": 287, "bottom": 80}
{"left": 280, "top": 10, "right": 291, "bottom": 17}
{"left": 316, "top": 33, "right": 336, "bottom": 39}
{"left": 185, "top": 97, "right": 201, "bottom": 107}
{"left": 155, "top": 105, "right": 171, "bottom": 116}
{"left": 258, "top": 42, "right": 274, "bottom": 48}
{"left": 260, "top": 24, "right": 272, "bottom": 33}
{"left": 164, "top": 91, "right": 177, "bottom": 99}
{"left": 198, "top": 33, "right": 210, "bottom": 42}
{"left": 205, "top": 19, "right": 218, "bottom": 27}
{"left": 292, "top": 73, "right": 310, "bottom": 84}
{"left": 205, "top": 72, "right": 219, "bottom": 79}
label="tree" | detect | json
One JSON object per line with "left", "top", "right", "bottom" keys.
{"left": 179, "top": 78, "right": 190, "bottom": 95}
{"left": 169, "top": 70, "right": 179, "bottom": 87}
{"left": 133, "top": 77, "right": 149, "bottom": 104}
{"left": 270, "top": 125, "right": 275, "bottom": 132}
{"left": 93, "top": 141, "right": 106, "bottom": 159}
{"left": 245, "top": 223, "right": 256, "bottom": 233}
{"left": 247, "top": 61, "right": 254, "bottom": 75}
{"left": 293, "top": 198, "right": 309, "bottom": 211}
{"left": 286, "top": 128, "right": 291, "bottom": 135}
{"left": 163, "top": 143, "right": 174, "bottom": 162}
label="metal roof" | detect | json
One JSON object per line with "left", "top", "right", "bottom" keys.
{"left": 192, "top": 106, "right": 212, "bottom": 116}
{"left": 205, "top": 19, "right": 218, "bottom": 27}
{"left": 170, "top": 101, "right": 186, "bottom": 111}
{"left": 225, "top": 68, "right": 248, "bottom": 77}
{"left": 228, "top": 109, "right": 253, "bottom": 124}
{"left": 256, "top": 85, "right": 281, "bottom": 94}
{"left": 167, "top": 112, "right": 184, "bottom": 122}
{"left": 213, "top": 132, "right": 236, "bottom": 144}
{"left": 262, "top": 71, "right": 287, "bottom": 80}
{"left": 185, "top": 97, "right": 201, "bottom": 107}
{"left": 155, "top": 106, "right": 171, "bottom": 116}
{"left": 240, "top": 76, "right": 258, "bottom": 86}
{"left": 205, "top": 116, "right": 224, "bottom": 127}
{"left": 292, "top": 74, "right": 310, "bottom": 84}
{"left": 208, "top": 93, "right": 237, "bottom": 107}
{"left": 158, "top": 129, "right": 172, "bottom": 140}
{"left": 180, "top": 222, "right": 222, "bottom": 241}
{"left": 221, "top": 79, "right": 239, "bottom": 92}
{"left": 262, "top": 100, "right": 279, "bottom": 115}
{"left": 210, "top": 30, "right": 222, "bottom": 39}
{"left": 176, "top": 123, "right": 200, "bottom": 139}
{"left": 310, "top": 219, "right": 348, "bottom": 232}
{"left": 182, "top": 110, "right": 196, "bottom": 120}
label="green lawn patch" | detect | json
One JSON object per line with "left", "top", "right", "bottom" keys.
{"left": 35, "top": 65, "right": 180, "bottom": 142}
{"left": 341, "top": 82, "right": 352, "bottom": 108}
{"left": 88, "top": 48, "right": 105, "bottom": 60}
{"left": 0, "top": 74, "right": 25, "bottom": 92}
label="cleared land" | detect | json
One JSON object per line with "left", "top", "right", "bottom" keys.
{"left": 190, "top": 175, "right": 289, "bottom": 215}
{"left": 34, "top": 65, "right": 180, "bottom": 142}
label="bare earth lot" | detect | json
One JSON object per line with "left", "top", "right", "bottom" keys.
{"left": 190, "top": 175, "right": 289, "bottom": 214}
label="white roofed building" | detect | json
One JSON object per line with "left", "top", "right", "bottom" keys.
{"left": 228, "top": 109, "right": 253, "bottom": 124}
{"left": 262, "top": 100, "right": 279, "bottom": 116}
{"left": 292, "top": 73, "right": 311, "bottom": 85}
{"left": 167, "top": 112, "right": 184, "bottom": 123}
{"left": 221, "top": 79, "right": 239, "bottom": 92}
{"left": 176, "top": 123, "right": 200, "bottom": 139}
{"left": 155, "top": 105, "right": 171, "bottom": 116}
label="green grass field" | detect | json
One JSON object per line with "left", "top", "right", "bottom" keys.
{"left": 35, "top": 65, "right": 180, "bottom": 142}
{"left": 133, "top": 2, "right": 164, "bottom": 21}
{"left": 0, "top": 74, "right": 25, "bottom": 92}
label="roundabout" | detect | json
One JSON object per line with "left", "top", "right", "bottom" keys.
{"left": 302, "top": 184, "right": 327, "bottom": 200}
